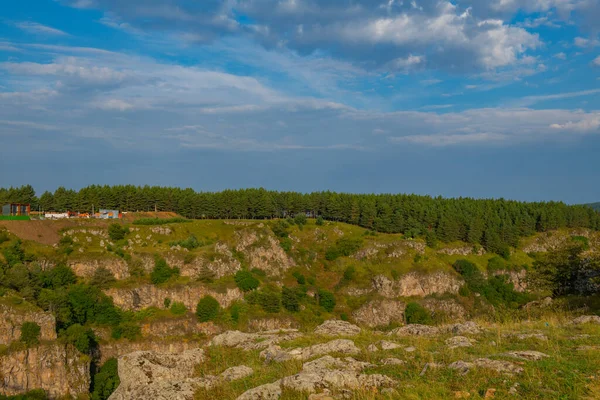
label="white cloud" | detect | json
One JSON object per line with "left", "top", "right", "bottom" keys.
{"left": 515, "top": 89, "right": 600, "bottom": 106}
{"left": 392, "top": 132, "right": 507, "bottom": 146}
{"left": 594, "top": 56, "right": 600, "bottom": 66}
{"left": 554, "top": 52, "right": 567, "bottom": 60}
{"left": 550, "top": 115, "right": 600, "bottom": 132}
{"left": 575, "top": 37, "right": 600, "bottom": 48}
{"left": 94, "top": 99, "right": 135, "bottom": 111}
{"left": 15, "top": 22, "right": 69, "bottom": 36}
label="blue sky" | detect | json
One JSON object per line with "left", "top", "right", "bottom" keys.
{"left": 1, "top": 0, "right": 599, "bottom": 203}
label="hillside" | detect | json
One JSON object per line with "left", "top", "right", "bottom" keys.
{"left": 0, "top": 218, "right": 599, "bottom": 399}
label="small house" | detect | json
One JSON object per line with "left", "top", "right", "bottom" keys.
{"left": 2, "top": 203, "right": 30, "bottom": 216}
{"left": 98, "top": 209, "right": 121, "bottom": 219}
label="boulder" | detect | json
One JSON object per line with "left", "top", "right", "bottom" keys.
{"left": 572, "top": 315, "right": 600, "bottom": 325}
{"left": 289, "top": 339, "right": 361, "bottom": 361}
{"left": 352, "top": 300, "right": 405, "bottom": 328}
{"left": 210, "top": 330, "right": 301, "bottom": 350}
{"left": 378, "top": 340, "right": 402, "bottom": 350}
{"left": 314, "top": 320, "right": 361, "bottom": 336}
{"left": 237, "top": 383, "right": 282, "bottom": 400}
{"left": 443, "top": 322, "right": 483, "bottom": 336}
{"left": 504, "top": 351, "right": 549, "bottom": 361}
{"left": 445, "top": 336, "right": 476, "bottom": 349}
{"left": 389, "top": 324, "right": 440, "bottom": 336}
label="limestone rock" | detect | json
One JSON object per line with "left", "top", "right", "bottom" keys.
{"left": 504, "top": 351, "right": 549, "bottom": 361}
{"left": 389, "top": 324, "right": 440, "bottom": 336}
{"left": 445, "top": 336, "right": 476, "bottom": 349}
{"left": 97, "top": 338, "right": 202, "bottom": 365}
{"left": 523, "top": 297, "right": 553, "bottom": 309}
{"left": 0, "top": 344, "right": 90, "bottom": 398}
{"left": 280, "top": 356, "right": 392, "bottom": 394}
{"left": 382, "top": 358, "right": 406, "bottom": 366}
{"left": 572, "top": 315, "right": 600, "bottom": 325}
{"left": 444, "top": 321, "right": 483, "bottom": 336}
{"left": 210, "top": 330, "right": 301, "bottom": 350}
{"left": 314, "top": 320, "right": 361, "bottom": 336}
{"left": 288, "top": 339, "right": 361, "bottom": 361}
{"left": 448, "top": 360, "right": 474, "bottom": 375}
{"left": 422, "top": 298, "right": 468, "bottom": 321}
{"left": 70, "top": 257, "right": 129, "bottom": 280}
{"left": 352, "top": 299, "right": 405, "bottom": 328}
{"left": 367, "top": 344, "right": 379, "bottom": 352}
{"left": 473, "top": 358, "right": 524, "bottom": 375}
{"left": 109, "top": 348, "right": 253, "bottom": 400}
{"left": 237, "top": 382, "right": 282, "bottom": 400}
{"left": 373, "top": 272, "right": 462, "bottom": 298}
{"left": 378, "top": 340, "right": 401, "bottom": 350}
{"left": 0, "top": 303, "right": 57, "bottom": 345}
{"left": 106, "top": 284, "right": 243, "bottom": 311}
{"left": 509, "top": 332, "right": 548, "bottom": 341}
{"left": 221, "top": 365, "right": 254, "bottom": 381}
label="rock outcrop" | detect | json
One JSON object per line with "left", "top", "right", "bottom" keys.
{"left": 105, "top": 284, "right": 243, "bottom": 311}
{"left": 314, "top": 320, "right": 361, "bottom": 336}
{"left": 209, "top": 329, "right": 302, "bottom": 350}
{"left": 70, "top": 257, "right": 129, "bottom": 280}
{"left": 0, "top": 344, "right": 90, "bottom": 398}
{"left": 571, "top": 315, "right": 600, "bottom": 325}
{"left": 422, "top": 298, "right": 467, "bottom": 321}
{"left": 97, "top": 339, "right": 203, "bottom": 365}
{"left": 109, "top": 348, "right": 253, "bottom": 400}
{"left": 373, "top": 272, "right": 462, "bottom": 298}
{"left": 0, "top": 303, "right": 57, "bottom": 345}
{"left": 352, "top": 299, "right": 405, "bottom": 328}
{"left": 493, "top": 269, "right": 528, "bottom": 292}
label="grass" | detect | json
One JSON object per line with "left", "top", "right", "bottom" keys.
{"left": 0, "top": 216, "right": 31, "bottom": 221}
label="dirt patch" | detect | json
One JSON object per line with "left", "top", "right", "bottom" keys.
{"left": 0, "top": 220, "right": 108, "bottom": 245}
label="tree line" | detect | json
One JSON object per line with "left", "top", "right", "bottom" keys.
{"left": 1, "top": 185, "right": 599, "bottom": 253}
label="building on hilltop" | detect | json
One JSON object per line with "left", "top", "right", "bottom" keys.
{"left": 98, "top": 209, "right": 121, "bottom": 219}
{"left": 2, "top": 203, "right": 30, "bottom": 216}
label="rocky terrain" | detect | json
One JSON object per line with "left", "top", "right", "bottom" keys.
{"left": 108, "top": 317, "right": 600, "bottom": 400}
{"left": 1, "top": 219, "right": 600, "bottom": 399}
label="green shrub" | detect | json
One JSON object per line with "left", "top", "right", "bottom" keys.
{"left": 61, "top": 324, "right": 97, "bottom": 354}
{"left": 42, "top": 264, "right": 77, "bottom": 289}
{"left": 0, "top": 230, "right": 9, "bottom": 245}
{"left": 340, "top": 313, "right": 349, "bottom": 321}
{"left": 282, "top": 287, "right": 300, "bottom": 312}
{"left": 342, "top": 266, "right": 356, "bottom": 282}
{"left": 294, "top": 214, "right": 307, "bottom": 226}
{"left": 316, "top": 217, "right": 324, "bottom": 226}
{"left": 405, "top": 302, "right": 432, "bottom": 325}
{"left": 169, "top": 234, "right": 200, "bottom": 250}
{"left": 391, "top": 270, "right": 399, "bottom": 280}
{"left": 108, "top": 223, "right": 128, "bottom": 241}
{"left": 458, "top": 285, "right": 471, "bottom": 297}
{"left": 234, "top": 270, "right": 260, "bottom": 292}
{"left": 150, "top": 257, "right": 180, "bottom": 285}
{"left": 293, "top": 272, "right": 306, "bottom": 285}
{"left": 91, "top": 358, "right": 120, "bottom": 400}
{"left": 196, "top": 296, "right": 220, "bottom": 322}
{"left": 571, "top": 235, "right": 590, "bottom": 250}
{"left": 164, "top": 298, "right": 172, "bottom": 308}
{"left": 170, "top": 302, "right": 187, "bottom": 315}
{"left": 20, "top": 322, "right": 41, "bottom": 346}
{"left": 250, "top": 268, "right": 266, "bottom": 277}
{"left": 258, "top": 290, "right": 281, "bottom": 313}
{"left": 279, "top": 237, "right": 292, "bottom": 253}
{"left": 90, "top": 267, "right": 116, "bottom": 289}
{"left": 111, "top": 323, "right": 141, "bottom": 341}
{"left": 325, "top": 238, "right": 363, "bottom": 261}
{"left": 487, "top": 256, "right": 508, "bottom": 272}
{"left": 318, "top": 290, "right": 336, "bottom": 312}
{"left": 272, "top": 220, "right": 290, "bottom": 238}
{"left": 307, "top": 276, "right": 316, "bottom": 285}
{"left": 59, "top": 236, "right": 74, "bottom": 247}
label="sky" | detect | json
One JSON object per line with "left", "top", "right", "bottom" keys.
{"left": 0, "top": 0, "right": 599, "bottom": 203}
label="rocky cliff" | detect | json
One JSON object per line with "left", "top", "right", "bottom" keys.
{"left": 0, "top": 344, "right": 90, "bottom": 399}
{"left": 0, "top": 303, "right": 57, "bottom": 346}
{"left": 105, "top": 284, "right": 243, "bottom": 311}
{"left": 372, "top": 271, "right": 463, "bottom": 298}
{"left": 97, "top": 339, "right": 204, "bottom": 365}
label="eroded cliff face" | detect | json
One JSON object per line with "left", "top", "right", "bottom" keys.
{"left": 492, "top": 269, "right": 528, "bottom": 292}
{"left": 0, "top": 304, "right": 57, "bottom": 346}
{"left": 352, "top": 299, "right": 405, "bottom": 328}
{"left": 0, "top": 344, "right": 90, "bottom": 399}
{"left": 372, "top": 272, "right": 463, "bottom": 298}
{"left": 70, "top": 257, "right": 130, "bottom": 280}
{"left": 105, "top": 284, "right": 243, "bottom": 311}
{"left": 97, "top": 339, "right": 203, "bottom": 365}
{"left": 140, "top": 318, "right": 220, "bottom": 339}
